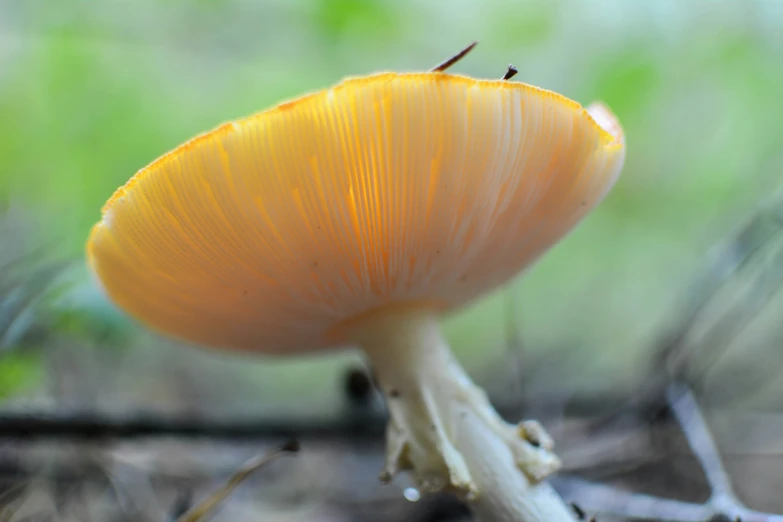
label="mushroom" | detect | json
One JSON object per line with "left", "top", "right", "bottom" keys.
{"left": 86, "top": 49, "right": 625, "bottom": 522}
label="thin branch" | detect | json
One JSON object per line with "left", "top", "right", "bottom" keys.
{"left": 665, "top": 384, "right": 783, "bottom": 522}
{"left": 503, "top": 287, "right": 526, "bottom": 407}
{"left": 666, "top": 383, "right": 735, "bottom": 501}
{"left": 555, "top": 384, "right": 783, "bottom": 522}
{"left": 554, "top": 476, "right": 711, "bottom": 522}
{"left": 176, "top": 439, "right": 299, "bottom": 522}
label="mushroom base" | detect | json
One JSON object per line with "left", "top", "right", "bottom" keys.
{"left": 342, "top": 307, "right": 575, "bottom": 521}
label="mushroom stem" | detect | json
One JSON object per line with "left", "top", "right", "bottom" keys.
{"left": 342, "top": 307, "right": 576, "bottom": 522}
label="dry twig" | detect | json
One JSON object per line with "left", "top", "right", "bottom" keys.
{"left": 557, "top": 383, "right": 783, "bottom": 522}
{"left": 174, "top": 439, "right": 299, "bottom": 522}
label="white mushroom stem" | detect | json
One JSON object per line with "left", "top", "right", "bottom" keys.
{"left": 342, "top": 307, "right": 577, "bottom": 522}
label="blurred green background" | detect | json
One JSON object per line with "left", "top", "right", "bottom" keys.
{"left": 2, "top": 0, "right": 783, "bottom": 417}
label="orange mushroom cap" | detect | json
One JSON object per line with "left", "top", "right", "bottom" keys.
{"left": 86, "top": 72, "right": 625, "bottom": 355}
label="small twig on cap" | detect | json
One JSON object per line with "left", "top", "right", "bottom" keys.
{"left": 502, "top": 65, "right": 519, "bottom": 80}
{"left": 429, "top": 41, "right": 478, "bottom": 72}
{"left": 175, "top": 439, "right": 300, "bottom": 522}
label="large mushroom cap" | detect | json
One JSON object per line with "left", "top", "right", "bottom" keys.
{"left": 87, "top": 72, "right": 625, "bottom": 355}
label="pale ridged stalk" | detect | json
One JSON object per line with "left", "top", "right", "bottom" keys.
{"left": 341, "top": 307, "right": 576, "bottom": 522}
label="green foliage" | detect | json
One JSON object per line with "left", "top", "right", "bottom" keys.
{"left": 310, "top": 0, "right": 400, "bottom": 40}
{"left": 0, "top": 352, "right": 43, "bottom": 398}
{"left": 1, "top": 0, "right": 783, "bottom": 401}
{"left": 48, "top": 275, "right": 136, "bottom": 346}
